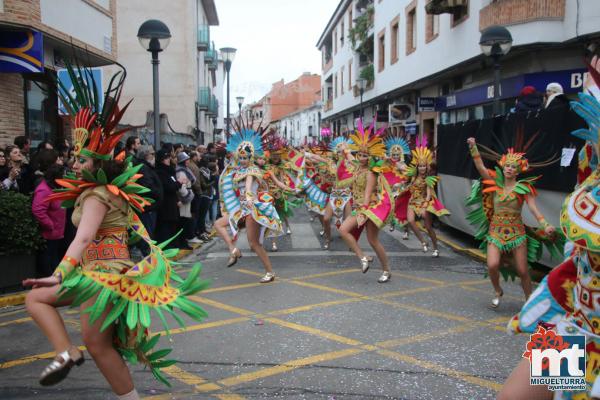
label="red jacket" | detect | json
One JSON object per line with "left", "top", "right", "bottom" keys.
{"left": 32, "top": 180, "right": 66, "bottom": 240}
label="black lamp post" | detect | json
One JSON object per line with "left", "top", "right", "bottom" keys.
{"left": 220, "top": 47, "right": 237, "bottom": 138}
{"left": 236, "top": 96, "right": 244, "bottom": 123}
{"left": 479, "top": 25, "right": 513, "bottom": 116}
{"left": 357, "top": 78, "right": 367, "bottom": 119}
{"left": 137, "top": 19, "right": 171, "bottom": 148}
{"left": 212, "top": 117, "right": 217, "bottom": 143}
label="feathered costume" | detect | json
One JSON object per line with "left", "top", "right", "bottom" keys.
{"left": 220, "top": 129, "right": 283, "bottom": 241}
{"left": 327, "top": 136, "right": 355, "bottom": 227}
{"left": 507, "top": 88, "right": 600, "bottom": 399}
{"left": 50, "top": 64, "right": 209, "bottom": 386}
{"left": 405, "top": 138, "right": 449, "bottom": 218}
{"left": 347, "top": 119, "right": 394, "bottom": 229}
{"left": 465, "top": 130, "right": 564, "bottom": 281}
{"left": 381, "top": 136, "right": 411, "bottom": 227}
{"left": 264, "top": 139, "right": 302, "bottom": 220}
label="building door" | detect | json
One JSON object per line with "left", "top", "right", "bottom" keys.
{"left": 422, "top": 118, "right": 435, "bottom": 147}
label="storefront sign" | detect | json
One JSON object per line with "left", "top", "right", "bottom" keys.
{"left": 417, "top": 97, "right": 436, "bottom": 112}
{"left": 389, "top": 102, "right": 415, "bottom": 125}
{"left": 0, "top": 30, "right": 44, "bottom": 73}
{"left": 438, "top": 68, "right": 587, "bottom": 111}
{"left": 57, "top": 67, "right": 104, "bottom": 115}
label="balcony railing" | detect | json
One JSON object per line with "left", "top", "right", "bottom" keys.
{"left": 205, "top": 42, "right": 216, "bottom": 64}
{"left": 323, "top": 58, "right": 333, "bottom": 74}
{"left": 197, "top": 87, "right": 210, "bottom": 110}
{"left": 324, "top": 99, "right": 333, "bottom": 112}
{"left": 479, "top": 0, "right": 565, "bottom": 31}
{"left": 197, "top": 24, "right": 210, "bottom": 50}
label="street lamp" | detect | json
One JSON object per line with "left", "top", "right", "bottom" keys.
{"left": 137, "top": 19, "right": 171, "bottom": 148}
{"left": 357, "top": 78, "right": 367, "bottom": 119}
{"left": 220, "top": 47, "right": 237, "bottom": 138}
{"left": 236, "top": 96, "right": 244, "bottom": 123}
{"left": 479, "top": 25, "right": 512, "bottom": 116}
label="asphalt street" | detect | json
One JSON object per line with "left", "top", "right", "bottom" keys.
{"left": 0, "top": 208, "right": 532, "bottom": 399}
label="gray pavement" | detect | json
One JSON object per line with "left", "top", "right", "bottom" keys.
{"left": 0, "top": 208, "right": 532, "bottom": 399}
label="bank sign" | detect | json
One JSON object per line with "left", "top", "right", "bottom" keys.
{"left": 0, "top": 30, "right": 44, "bottom": 73}
{"left": 57, "top": 68, "right": 104, "bottom": 115}
{"left": 438, "top": 68, "right": 588, "bottom": 111}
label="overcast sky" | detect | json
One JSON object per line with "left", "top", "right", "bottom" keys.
{"left": 211, "top": 0, "right": 339, "bottom": 105}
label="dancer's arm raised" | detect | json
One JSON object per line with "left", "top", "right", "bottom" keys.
{"left": 467, "top": 137, "right": 491, "bottom": 180}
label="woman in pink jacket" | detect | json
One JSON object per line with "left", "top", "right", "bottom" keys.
{"left": 31, "top": 149, "right": 66, "bottom": 276}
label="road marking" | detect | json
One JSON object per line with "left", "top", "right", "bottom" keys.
{"left": 288, "top": 280, "right": 366, "bottom": 298}
{"left": 459, "top": 284, "right": 525, "bottom": 302}
{"left": 165, "top": 316, "right": 250, "bottom": 336}
{"left": 217, "top": 348, "right": 365, "bottom": 388}
{"left": 290, "top": 222, "right": 322, "bottom": 248}
{"left": 267, "top": 297, "right": 362, "bottom": 316}
{"left": 207, "top": 250, "right": 445, "bottom": 258}
{"left": 190, "top": 296, "right": 255, "bottom": 317}
{"left": 264, "top": 317, "right": 364, "bottom": 346}
{"left": 0, "top": 345, "right": 86, "bottom": 369}
{"left": 0, "top": 317, "right": 31, "bottom": 328}
{"left": 203, "top": 282, "right": 264, "bottom": 294}
{"left": 376, "top": 348, "right": 502, "bottom": 391}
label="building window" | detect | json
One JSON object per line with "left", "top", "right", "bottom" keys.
{"left": 378, "top": 29, "right": 385, "bottom": 72}
{"left": 348, "top": 8, "right": 352, "bottom": 29}
{"left": 406, "top": 1, "right": 417, "bottom": 55}
{"left": 341, "top": 21, "right": 345, "bottom": 46}
{"left": 348, "top": 59, "right": 352, "bottom": 90}
{"left": 334, "top": 30, "right": 337, "bottom": 54}
{"left": 426, "top": 3, "right": 440, "bottom": 43}
{"left": 340, "top": 66, "right": 344, "bottom": 95}
{"left": 309, "top": 125, "right": 313, "bottom": 137}
{"left": 390, "top": 16, "right": 399, "bottom": 64}
{"left": 24, "top": 74, "right": 60, "bottom": 147}
{"left": 451, "top": 1, "right": 469, "bottom": 27}
{"left": 334, "top": 73, "right": 337, "bottom": 98}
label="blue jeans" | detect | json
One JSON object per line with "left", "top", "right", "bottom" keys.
{"left": 207, "top": 198, "right": 218, "bottom": 224}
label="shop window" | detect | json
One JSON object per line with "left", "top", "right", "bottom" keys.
{"left": 24, "top": 73, "right": 60, "bottom": 147}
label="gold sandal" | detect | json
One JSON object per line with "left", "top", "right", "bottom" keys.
{"left": 226, "top": 248, "right": 242, "bottom": 268}
{"left": 39, "top": 346, "right": 84, "bottom": 386}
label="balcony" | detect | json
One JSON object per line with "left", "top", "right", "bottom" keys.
{"left": 197, "top": 87, "right": 210, "bottom": 110}
{"left": 323, "top": 57, "right": 333, "bottom": 74}
{"left": 425, "top": 0, "right": 468, "bottom": 15}
{"left": 205, "top": 42, "right": 217, "bottom": 64}
{"left": 324, "top": 99, "right": 333, "bottom": 112}
{"left": 197, "top": 24, "right": 210, "bottom": 50}
{"left": 479, "top": 0, "right": 565, "bottom": 31}
{"left": 207, "top": 94, "right": 219, "bottom": 116}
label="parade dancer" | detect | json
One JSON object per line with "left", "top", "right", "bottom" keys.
{"left": 215, "top": 129, "right": 283, "bottom": 283}
{"left": 405, "top": 138, "right": 449, "bottom": 258}
{"left": 255, "top": 150, "right": 298, "bottom": 252}
{"left": 499, "top": 88, "right": 600, "bottom": 400}
{"left": 466, "top": 136, "right": 561, "bottom": 308}
{"left": 382, "top": 135, "right": 411, "bottom": 238}
{"left": 23, "top": 64, "right": 208, "bottom": 398}
{"left": 338, "top": 119, "right": 394, "bottom": 283}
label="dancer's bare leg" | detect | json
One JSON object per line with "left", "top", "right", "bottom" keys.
{"left": 339, "top": 215, "right": 365, "bottom": 260}
{"left": 407, "top": 208, "right": 426, "bottom": 244}
{"left": 366, "top": 221, "right": 389, "bottom": 272}
{"left": 214, "top": 214, "right": 235, "bottom": 252}
{"left": 26, "top": 286, "right": 74, "bottom": 354}
{"left": 497, "top": 358, "right": 551, "bottom": 400}
{"left": 246, "top": 217, "right": 273, "bottom": 274}
{"left": 80, "top": 295, "right": 134, "bottom": 395}
{"left": 322, "top": 205, "right": 333, "bottom": 244}
{"left": 423, "top": 212, "right": 438, "bottom": 250}
{"left": 513, "top": 244, "right": 532, "bottom": 298}
{"left": 487, "top": 243, "right": 503, "bottom": 296}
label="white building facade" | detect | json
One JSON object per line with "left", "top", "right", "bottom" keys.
{"left": 107, "top": 0, "right": 220, "bottom": 145}
{"left": 278, "top": 103, "right": 322, "bottom": 146}
{"left": 317, "top": 0, "right": 600, "bottom": 142}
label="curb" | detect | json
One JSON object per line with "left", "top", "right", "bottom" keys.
{"left": 0, "top": 291, "right": 27, "bottom": 307}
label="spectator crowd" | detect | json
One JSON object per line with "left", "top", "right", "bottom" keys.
{"left": 0, "top": 135, "right": 224, "bottom": 278}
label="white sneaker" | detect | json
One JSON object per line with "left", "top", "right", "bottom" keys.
{"left": 188, "top": 237, "right": 202, "bottom": 244}
{"left": 402, "top": 232, "right": 409, "bottom": 240}
{"left": 319, "top": 230, "right": 324, "bottom": 236}
{"left": 286, "top": 227, "right": 292, "bottom": 235}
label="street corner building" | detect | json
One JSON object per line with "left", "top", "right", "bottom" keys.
{"left": 0, "top": 0, "right": 222, "bottom": 148}
{"left": 0, "top": 0, "right": 117, "bottom": 148}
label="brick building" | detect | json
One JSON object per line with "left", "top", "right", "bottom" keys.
{"left": 0, "top": 0, "right": 116, "bottom": 147}
{"left": 243, "top": 72, "right": 321, "bottom": 130}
